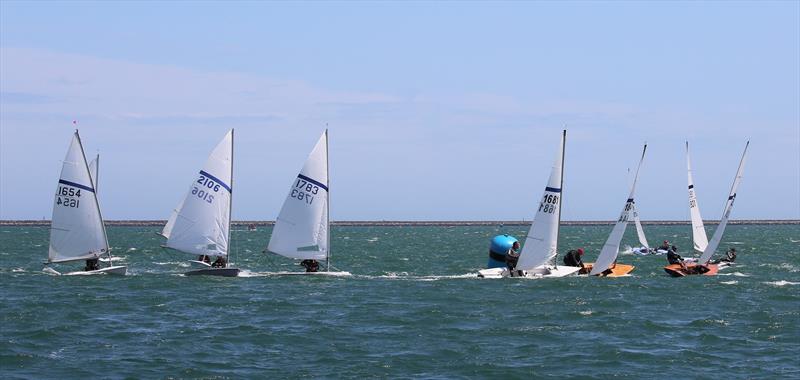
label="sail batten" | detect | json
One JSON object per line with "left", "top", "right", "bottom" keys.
{"left": 589, "top": 144, "right": 647, "bottom": 275}
{"left": 48, "top": 131, "right": 109, "bottom": 263}
{"left": 515, "top": 130, "right": 566, "bottom": 271}
{"left": 163, "top": 131, "right": 233, "bottom": 258}
{"left": 267, "top": 131, "right": 330, "bottom": 261}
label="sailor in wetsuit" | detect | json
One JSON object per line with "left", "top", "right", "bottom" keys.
{"left": 658, "top": 240, "right": 671, "bottom": 253}
{"left": 300, "top": 259, "right": 319, "bottom": 273}
{"left": 563, "top": 248, "right": 587, "bottom": 274}
{"left": 211, "top": 256, "right": 227, "bottom": 268}
{"left": 84, "top": 258, "right": 100, "bottom": 271}
{"left": 505, "top": 241, "right": 521, "bottom": 271}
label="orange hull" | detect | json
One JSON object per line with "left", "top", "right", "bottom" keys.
{"left": 583, "top": 263, "right": 635, "bottom": 277}
{"left": 663, "top": 263, "right": 719, "bottom": 277}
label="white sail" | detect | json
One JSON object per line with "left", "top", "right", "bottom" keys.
{"left": 632, "top": 203, "right": 649, "bottom": 249}
{"left": 88, "top": 154, "right": 99, "bottom": 193}
{"left": 164, "top": 130, "right": 233, "bottom": 257}
{"left": 48, "top": 131, "right": 109, "bottom": 263}
{"left": 516, "top": 131, "right": 566, "bottom": 271}
{"left": 268, "top": 131, "right": 329, "bottom": 260}
{"left": 160, "top": 198, "right": 184, "bottom": 239}
{"left": 697, "top": 142, "right": 749, "bottom": 264}
{"left": 590, "top": 144, "right": 647, "bottom": 275}
{"left": 686, "top": 141, "right": 709, "bottom": 252}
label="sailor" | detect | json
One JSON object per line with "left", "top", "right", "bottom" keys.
{"left": 666, "top": 245, "right": 687, "bottom": 270}
{"left": 505, "top": 241, "right": 521, "bottom": 270}
{"left": 563, "top": 248, "right": 586, "bottom": 272}
{"left": 658, "top": 240, "right": 671, "bottom": 252}
{"left": 211, "top": 256, "right": 227, "bottom": 268}
{"left": 198, "top": 255, "right": 211, "bottom": 264}
{"left": 722, "top": 247, "right": 737, "bottom": 263}
{"left": 300, "top": 259, "right": 319, "bottom": 273}
{"left": 84, "top": 258, "right": 100, "bottom": 271}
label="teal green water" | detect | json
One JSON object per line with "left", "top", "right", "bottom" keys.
{"left": 1, "top": 224, "right": 798, "bottom": 378}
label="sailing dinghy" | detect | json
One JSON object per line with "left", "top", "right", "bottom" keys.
{"left": 629, "top": 203, "right": 656, "bottom": 255}
{"left": 583, "top": 144, "right": 647, "bottom": 277}
{"left": 665, "top": 142, "right": 748, "bottom": 277}
{"left": 477, "top": 130, "right": 581, "bottom": 279}
{"left": 265, "top": 130, "right": 350, "bottom": 276}
{"left": 45, "top": 131, "right": 126, "bottom": 276}
{"left": 160, "top": 130, "right": 240, "bottom": 277}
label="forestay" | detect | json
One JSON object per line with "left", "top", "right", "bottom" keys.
{"left": 697, "top": 142, "right": 749, "bottom": 264}
{"left": 590, "top": 144, "right": 647, "bottom": 276}
{"left": 267, "top": 131, "right": 329, "bottom": 260}
{"left": 686, "top": 142, "right": 709, "bottom": 252}
{"left": 48, "top": 131, "right": 109, "bottom": 263}
{"left": 163, "top": 130, "right": 233, "bottom": 257}
{"left": 632, "top": 203, "right": 650, "bottom": 250}
{"left": 515, "top": 130, "right": 565, "bottom": 271}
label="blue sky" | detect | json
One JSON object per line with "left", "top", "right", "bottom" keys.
{"left": 1, "top": 1, "right": 798, "bottom": 221}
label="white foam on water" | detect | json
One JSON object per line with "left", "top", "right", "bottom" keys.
{"left": 579, "top": 310, "right": 594, "bottom": 316}
{"left": 11, "top": 268, "right": 25, "bottom": 273}
{"left": 764, "top": 280, "right": 799, "bottom": 286}
{"left": 42, "top": 267, "right": 61, "bottom": 276}
{"left": 719, "top": 272, "right": 750, "bottom": 277}
{"left": 720, "top": 280, "right": 738, "bottom": 285}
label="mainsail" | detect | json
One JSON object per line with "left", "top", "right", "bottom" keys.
{"left": 686, "top": 141, "right": 709, "bottom": 252}
{"left": 697, "top": 142, "right": 749, "bottom": 264}
{"left": 590, "top": 144, "right": 647, "bottom": 275}
{"left": 48, "top": 131, "right": 109, "bottom": 263}
{"left": 267, "top": 130, "right": 330, "bottom": 261}
{"left": 516, "top": 130, "right": 566, "bottom": 271}
{"left": 632, "top": 203, "right": 650, "bottom": 250}
{"left": 162, "top": 130, "right": 233, "bottom": 257}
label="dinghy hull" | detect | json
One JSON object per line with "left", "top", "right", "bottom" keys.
{"left": 583, "top": 263, "right": 635, "bottom": 277}
{"left": 663, "top": 263, "right": 718, "bottom": 277}
{"left": 65, "top": 265, "right": 127, "bottom": 276}
{"left": 477, "top": 265, "right": 581, "bottom": 278}
{"left": 185, "top": 268, "right": 240, "bottom": 277}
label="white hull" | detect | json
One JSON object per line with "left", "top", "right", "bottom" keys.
{"left": 477, "top": 265, "right": 581, "bottom": 279}
{"left": 185, "top": 267, "right": 240, "bottom": 277}
{"left": 631, "top": 247, "right": 666, "bottom": 255}
{"left": 64, "top": 265, "right": 127, "bottom": 276}
{"left": 263, "top": 271, "right": 352, "bottom": 277}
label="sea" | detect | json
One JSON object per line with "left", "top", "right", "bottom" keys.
{"left": 1, "top": 224, "right": 798, "bottom": 379}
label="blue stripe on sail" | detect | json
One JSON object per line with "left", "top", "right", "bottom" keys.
{"left": 199, "top": 170, "right": 232, "bottom": 193}
{"left": 627, "top": 198, "right": 634, "bottom": 203}
{"left": 298, "top": 174, "right": 328, "bottom": 192}
{"left": 728, "top": 193, "right": 736, "bottom": 200}
{"left": 688, "top": 185, "right": 694, "bottom": 189}
{"left": 58, "top": 179, "right": 95, "bottom": 193}
{"left": 545, "top": 187, "right": 562, "bottom": 193}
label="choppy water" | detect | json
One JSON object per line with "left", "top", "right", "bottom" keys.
{"left": 1, "top": 224, "right": 798, "bottom": 379}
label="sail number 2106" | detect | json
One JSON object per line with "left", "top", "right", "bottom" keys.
{"left": 192, "top": 175, "right": 220, "bottom": 204}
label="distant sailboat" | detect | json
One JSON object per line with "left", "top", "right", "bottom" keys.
{"left": 630, "top": 203, "right": 654, "bottom": 255}
{"left": 585, "top": 144, "right": 646, "bottom": 277}
{"left": 45, "top": 131, "right": 126, "bottom": 275}
{"left": 161, "top": 130, "right": 240, "bottom": 277}
{"left": 266, "top": 130, "right": 350, "bottom": 276}
{"left": 686, "top": 141, "right": 709, "bottom": 253}
{"left": 477, "top": 130, "right": 581, "bottom": 278}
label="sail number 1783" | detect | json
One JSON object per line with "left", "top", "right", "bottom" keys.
{"left": 291, "top": 178, "right": 319, "bottom": 204}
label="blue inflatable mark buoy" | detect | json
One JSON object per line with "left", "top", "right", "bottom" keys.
{"left": 487, "top": 234, "right": 519, "bottom": 268}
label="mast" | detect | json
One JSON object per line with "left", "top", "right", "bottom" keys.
{"left": 75, "top": 129, "right": 110, "bottom": 263}
{"left": 554, "top": 129, "right": 566, "bottom": 267}
{"left": 325, "top": 128, "right": 331, "bottom": 271}
{"left": 227, "top": 129, "right": 234, "bottom": 268}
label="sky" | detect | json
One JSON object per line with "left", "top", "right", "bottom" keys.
{"left": 1, "top": 1, "right": 798, "bottom": 221}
